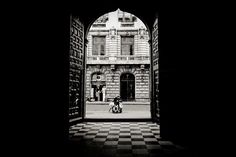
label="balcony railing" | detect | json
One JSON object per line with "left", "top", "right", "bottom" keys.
{"left": 87, "top": 55, "right": 149, "bottom": 61}
{"left": 86, "top": 55, "right": 150, "bottom": 64}
{"left": 116, "top": 56, "right": 149, "bottom": 61}
{"left": 87, "top": 56, "right": 109, "bottom": 61}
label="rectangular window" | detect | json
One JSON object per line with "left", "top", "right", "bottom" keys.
{"left": 121, "top": 36, "right": 134, "bottom": 55}
{"left": 92, "top": 36, "right": 106, "bottom": 55}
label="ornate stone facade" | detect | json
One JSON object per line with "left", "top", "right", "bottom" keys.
{"left": 86, "top": 9, "right": 150, "bottom": 102}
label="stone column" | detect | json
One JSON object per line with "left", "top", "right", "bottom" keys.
{"left": 90, "top": 88, "right": 94, "bottom": 98}
{"left": 102, "top": 87, "right": 106, "bottom": 102}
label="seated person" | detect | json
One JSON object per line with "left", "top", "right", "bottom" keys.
{"left": 109, "top": 96, "right": 123, "bottom": 113}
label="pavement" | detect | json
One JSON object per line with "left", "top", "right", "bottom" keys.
{"left": 85, "top": 102, "right": 151, "bottom": 118}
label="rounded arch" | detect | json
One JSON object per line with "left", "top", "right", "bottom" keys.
{"left": 120, "top": 71, "right": 135, "bottom": 79}
{"left": 85, "top": 8, "right": 151, "bottom": 40}
{"left": 85, "top": 8, "right": 115, "bottom": 38}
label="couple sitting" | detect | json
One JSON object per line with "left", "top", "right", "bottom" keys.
{"left": 109, "top": 96, "right": 123, "bottom": 113}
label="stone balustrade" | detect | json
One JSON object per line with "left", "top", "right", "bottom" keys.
{"left": 86, "top": 55, "right": 150, "bottom": 64}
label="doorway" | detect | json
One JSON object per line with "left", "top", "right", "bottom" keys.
{"left": 90, "top": 72, "right": 106, "bottom": 102}
{"left": 120, "top": 73, "right": 135, "bottom": 101}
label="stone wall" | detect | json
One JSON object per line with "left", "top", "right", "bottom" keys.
{"left": 86, "top": 65, "right": 150, "bottom": 102}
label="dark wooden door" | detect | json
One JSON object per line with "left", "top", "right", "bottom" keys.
{"left": 120, "top": 73, "right": 135, "bottom": 101}
{"left": 69, "top": 15, "right": 84, "bottom": 124}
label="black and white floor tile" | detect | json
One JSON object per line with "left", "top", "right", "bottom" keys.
{"left": 69, "top": 122, "right": 190, "bottom": 157}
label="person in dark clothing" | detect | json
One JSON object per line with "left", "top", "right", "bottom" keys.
{"left": 112, "top": 96, "right": 123, "bottom": 113}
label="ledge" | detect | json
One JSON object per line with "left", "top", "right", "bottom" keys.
{"left": 87, "top": 60, "right": 150, "bottom": 64}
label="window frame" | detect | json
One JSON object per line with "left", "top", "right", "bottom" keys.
{"left": 92, "top": 36, "right": 106, "bottom": 56}
{"left": 121, "top": 36, "right": 134, "bottom": 55}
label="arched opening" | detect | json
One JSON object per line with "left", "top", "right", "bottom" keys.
{"left": 120, "top": 72, "right": 135, "bottom": 101}
{"left": 68, "top": 4, "right": 199, "bottom": 156}
{"left": 83, "top": 9, "right": 153, "bottom": 119}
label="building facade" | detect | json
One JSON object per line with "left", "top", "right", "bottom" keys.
{"left": 85, "top": 9, "right": 150, "bottom": 102}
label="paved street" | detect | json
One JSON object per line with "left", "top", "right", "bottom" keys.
{"left": 85, "top": 102, "right": 151, "bottom": 118}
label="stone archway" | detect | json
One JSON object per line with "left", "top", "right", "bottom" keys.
{"left": 69, "top": 9, "right": 159, "bottom": 122}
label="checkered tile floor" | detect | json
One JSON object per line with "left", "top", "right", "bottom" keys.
{"left": 69, "top": 122, "right": 190, "bottom": 157}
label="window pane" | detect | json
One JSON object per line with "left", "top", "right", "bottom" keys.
{"left": 130, "top": 45, "right": 133, "bottom": 55}
{"left": 92, "top": 45, "right": 99, "bottom": 55}
{"left": 121, "top": 36, "right": 134, "bottom": 55}
{"left": 100, "top": 45, "right": 105, "bottom": 55}
{"left": 122, "top": 37, "right": 133, "bottom": 44}
{"left": 94, "top": 36, "right": 105, "bottom": 43}
{"left": 121, "top": 45, "right": 130, "bottom": 55}
{"left": 93, "top": 36, "right": 106, "bottom": 55}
